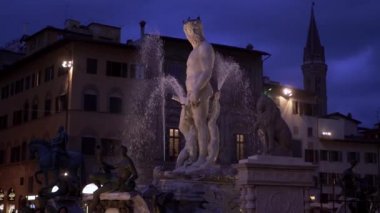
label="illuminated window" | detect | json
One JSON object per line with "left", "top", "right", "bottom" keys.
{"left": 236, "top": 134, "right": 245, "bottom": 160}
{"left": 168, "top": 128, "right": 180, "bottom": 160}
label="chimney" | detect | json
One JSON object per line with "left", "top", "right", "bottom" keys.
{"left": 246, "top": 43, "right": 254, "bottom": 50}
{"left": 139, "top": 20, "right": 146, "bottom": 38}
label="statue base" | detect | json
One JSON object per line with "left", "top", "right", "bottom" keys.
{"left": 83, "top": 192, "right": 149, "bottom": 213}
{"left": 236, "top": 155, "right": 316, "bottom": 213}
{"left": 156, "top": 166, "right": 239, "bottom": 212}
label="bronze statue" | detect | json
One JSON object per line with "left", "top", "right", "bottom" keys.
{"left": 51, "top": 126, "right": 68, "bottom": 169}
{"left": 89, "top": 145, "right": 138, "bottom": 212}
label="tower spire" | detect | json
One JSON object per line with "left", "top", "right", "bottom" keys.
{"left": 301, "top": 2, "right": 328, "bottom": 116}
{"left": 303, "top": 2, "right": 325, "bottom": 63}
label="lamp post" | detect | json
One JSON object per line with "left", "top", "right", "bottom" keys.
{"left": 61, "top": 60, "right": 73, "bottom": 131}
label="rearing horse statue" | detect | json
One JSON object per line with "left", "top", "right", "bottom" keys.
{"left": 29, "top": 139, "right": 83, "bottom": 187}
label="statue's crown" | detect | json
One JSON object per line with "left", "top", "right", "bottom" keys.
{"left": 183, "top": 16, "right": 202, "bottom": 25}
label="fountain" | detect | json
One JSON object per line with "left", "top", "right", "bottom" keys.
{"left": 110, "top": 17, "right": 316, "bottom": 213}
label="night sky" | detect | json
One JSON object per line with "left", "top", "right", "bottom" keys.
{"left": 1, "top": 0, "right": 379, "bottom": 127}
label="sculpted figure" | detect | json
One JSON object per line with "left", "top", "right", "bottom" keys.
{"left": 183, "top": 17, "right": 215, "bottom": 167}
{"left": 89, "top": 145, "right": 138, "bottom": 212}
{"left": 206, "top": 91, "right": 220, "bottom": 165}
{"left": 254, "top": 94, "right": 292, "bottom": 155}
{"left": 175, "top": 104, "right": 198, "bottom": 172}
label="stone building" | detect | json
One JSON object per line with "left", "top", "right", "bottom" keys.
{"left": 264, "top": 5, "right": 380, "bottom": 211}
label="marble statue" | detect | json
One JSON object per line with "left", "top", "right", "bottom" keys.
{"left": 183, "top": 17, "right": 215, "bottom": 168}
{"left": 254, "top": 94, "right": 292, "bottom": 156}
{"left": 174, "top": 90, "right": 221, "bottom": 172}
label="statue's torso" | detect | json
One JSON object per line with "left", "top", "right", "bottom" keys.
{"left": 186, "top": 41, "right": 215, "bottom": 92}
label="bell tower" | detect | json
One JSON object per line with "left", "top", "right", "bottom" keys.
{"left": 302, "top": 3, "right": 328, "bottom": 116}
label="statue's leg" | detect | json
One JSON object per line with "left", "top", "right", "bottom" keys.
{"left": 191, "top": 99, "right": 209, "bottom": 167}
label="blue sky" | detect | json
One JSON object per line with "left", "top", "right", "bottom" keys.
{"left": 1, "top": 0, "right": 379, "bottom": 127}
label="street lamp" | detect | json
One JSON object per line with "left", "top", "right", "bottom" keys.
{"left": 61, "top": 60, "right": 73, "bottom": 131}
{"left": 62, "top": 60, "right": 73, "bottom": 68}
{"left": 282, "top": 88, "right": 293, "bottom": 97}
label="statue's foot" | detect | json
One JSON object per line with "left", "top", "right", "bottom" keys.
{"left": 190, "top": 157, "right": 206, "bottom": 168}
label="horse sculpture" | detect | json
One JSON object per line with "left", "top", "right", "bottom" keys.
{"left": 29, "top": 139, "right": 82, "bottom": 187}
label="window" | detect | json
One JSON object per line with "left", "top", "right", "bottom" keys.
{"left": 304, "top": 149, "right": 319, "bottom": 163}
{"left": 37, "top": 71, "right": 42, "bottom": 86}
{"left": 365, "top": 152, "right": 377, "bottom": 164}
{"left": 129, "top": 64, "right": 136, "bottom": 78}
{"left": 329, "top": 151, "right": 342, "bottom": 162}
{"left": 44, "top": 98, "right": 52, "bottom": 116}
{"left": 55, "top": 95, "right": 68, "bottom": 112}
{"left": 31, "top": 73, "right": 36, "bottom": 87}
{"left": 109, "top": 97, "right": 122, "bottom": 113}
{"left": 320, "top": 150, "right": 328, "bottom": 161}
{"left": 25, "top": 76, "right": 31, "bottom": 90}
{"left": 1, "top": 85, "right": 9, "bottom": 99}
{"left": 364, "top": 174, "right": 377, "bottom": 187}
{"left": 0, "top": 115, "right": 8, "bottom": 130}
{"left": 44, "top": 66, "right": 54, "bottom": 82}
{"left": 168, "top": 128, "right": 180, "bottom": 160}
{"left": 236, "top": 134, "right": 245, "bottom": 160}
{"left": 106, "top": 61, "right": 128, "bottom": 77}
{"left": 101, "top": 138, "right": 120, "bottom": 156}
{"left": 21, "top": 141, "right": 27, "bottom": 161}
{"left": 31, "top": 98, "right": 38, "bottom": 120}
{"left": 84, "top": 94, "right": 97, "bottom": 111}
{"left": 20, "top": 177, "right": 24, "bottom": 186}
{"left": 28, "top": 176, "right": 34, "bottom": 193}
{"left": 15, "top": 79, "right": 24, "bottom": 94}
{"left": 292, "top": 101, "right": 298, "bottom": 114}
{"left": 81, "top": 137, "right": 96, "bottom": 155}
{"left": 307, "top": 127, "right": 313, "bottom": 137}
{"left": 86, "top": 58, "right": 98, "bottom": 74}
{"left": 347, "top": 152, "right": 360, "bottom": 163}
{"left": 13, "top": 110, "right": 23, "bottom": 125}
{"left": 10, "top": 82, "right": 15, "bottom": 96}
{"left": 10, "top": 146, "right": 21, "bottom": 163}
{"left": 0, "top": 150, "right": 5, "bottom": 164}
{"left": 23, "top": 101, "right": 29, "bottom": 122}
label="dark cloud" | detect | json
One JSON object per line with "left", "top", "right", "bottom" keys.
{"left": 1, "top": 0, "right": 379, "bottom": 127}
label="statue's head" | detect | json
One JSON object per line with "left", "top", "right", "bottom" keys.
{"left": 183, "top": 17, "right": 205, "bottom": 46}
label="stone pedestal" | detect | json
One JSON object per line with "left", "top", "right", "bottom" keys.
{"left": 83, "top": 192, "right": 149, "bottom": 213}
{"left": 158, "top": 176, "right": 239, "bottom": 212}
{"left": 236, "top": 155, "right": 316, "bottom": 213}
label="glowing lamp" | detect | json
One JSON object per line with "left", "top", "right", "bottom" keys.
{"left": 82, "top": 183, "right": 99, "bottom": 194}
{"left": 282, "top": 88, "right": 293, "bottom": 97}
{"left": 62, "top": 60, "right": 73, "bottom": 68}
{"left": 51, "top": 185, "right": 59, "bottom": 193}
